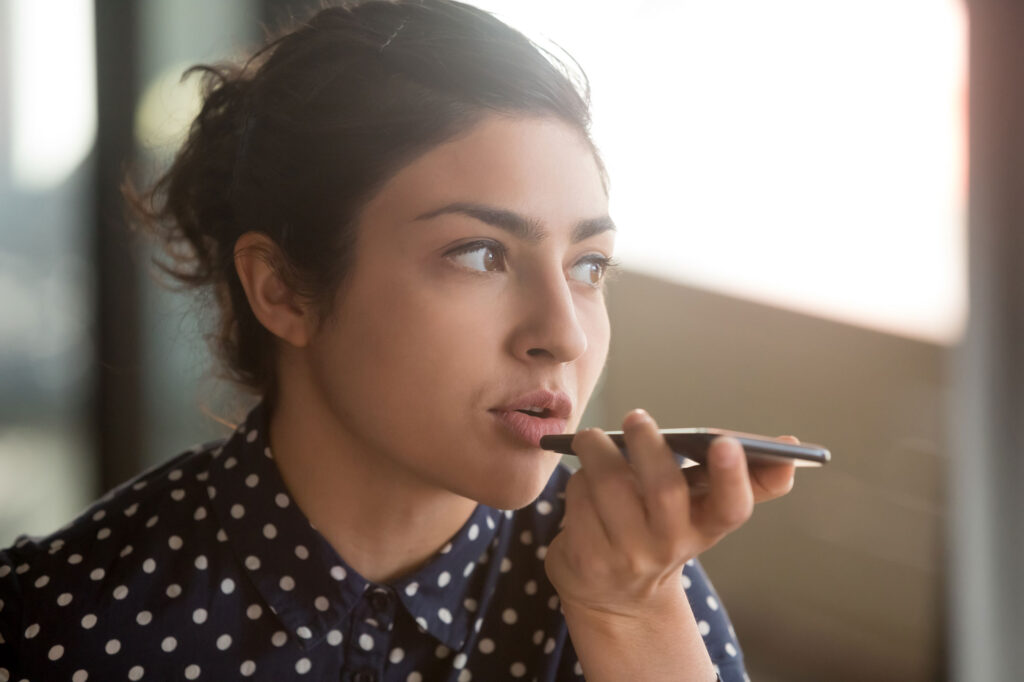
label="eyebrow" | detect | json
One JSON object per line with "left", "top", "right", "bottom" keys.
{"left": 413, "top": 202, "right": 616, "bottom": 244}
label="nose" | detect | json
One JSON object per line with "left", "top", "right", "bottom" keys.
{"left": 509, "top": 269, "right": 589, "bottom": 364}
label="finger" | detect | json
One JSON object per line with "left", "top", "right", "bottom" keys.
{"left": 561, "top": 469, "right": 613, "bottom": 556}
{"left": 620, "top": 410, "right": 691, "bottom": 534}
{"left": 571, "top": 428, "right": 649, "bottom": 549}
{"left": 694, "top": 437, "right": 754, "bottom": 538}
{"left": 749, "top": 435, "right": 797, "bottom": 502}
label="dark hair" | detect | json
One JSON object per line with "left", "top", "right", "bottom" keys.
{"left": 130, "top": 0, "right": 600, "bottom": 402}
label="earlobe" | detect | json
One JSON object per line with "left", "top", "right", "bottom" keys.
{"left": 233, "top": 232, "right": 312, "bottom": 348}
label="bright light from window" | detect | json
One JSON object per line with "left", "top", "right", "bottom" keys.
{"left": 476, "top": 0, "right": 967, "bottom": 345}
{"left": 10, "top": 0, "right": 97, "bottom": 191}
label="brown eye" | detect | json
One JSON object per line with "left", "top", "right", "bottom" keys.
{"left": 449, "top": 243, "right": 506, "bottom": 272}
{"left": 568, "top": 257, "right": 609, "bottom": 286}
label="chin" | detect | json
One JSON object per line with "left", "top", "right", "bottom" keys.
{"left": 464, "top": 459, "right": 559, "bottom": 511}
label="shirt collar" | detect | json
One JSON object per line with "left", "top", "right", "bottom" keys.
{"left": 206, "top": 401, "right": 504, "bottom": 651}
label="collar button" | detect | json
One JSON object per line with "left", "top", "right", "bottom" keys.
{"left": 369, "top": 588, "right": 392, "bottom": 613}
{"left": 351, "top": 670, "right": 377, "bottom": 682}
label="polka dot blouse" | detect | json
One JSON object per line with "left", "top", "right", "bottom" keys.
{"left": 0, "top": 402, "right": 747, "bottom": 681}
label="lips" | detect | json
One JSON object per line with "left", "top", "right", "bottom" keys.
{"left": 489, "top": 389, "right": 572, "bottom": 447}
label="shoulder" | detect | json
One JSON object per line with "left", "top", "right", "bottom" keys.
{"left": 0, "top": 438, "right": 226, "bottom": 661}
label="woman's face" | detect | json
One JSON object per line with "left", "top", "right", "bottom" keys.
{"left": 304, "top": 114, "right": 613, "bottom": 509}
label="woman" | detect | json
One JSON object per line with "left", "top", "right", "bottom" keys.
{"left": 0, "top": 1, "right": 796, "bottom": 680}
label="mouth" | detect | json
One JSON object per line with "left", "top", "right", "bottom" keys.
{"left": 488, "top": 389, "right": 573, "bottom": 448}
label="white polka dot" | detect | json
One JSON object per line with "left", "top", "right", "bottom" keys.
{"left": 295, "top": 658, "right": 311, "bottom": 674}
{"left": 168, "top": 468, "right": 183, "bottom": 481}
{"left": 246, "top": 603, "right": 262, "bottom": 619}
{"left": 331, "top": 565, "right": 347, "bottom": 581}
{"left": 145, "top": 515, "right": 159, "bottom": 528}
{"left": 360, "top": 633, "right": 374, "bottom": 651}
{"left": 245, "top": 473, "right": 259, "bottom": 487}
{"left": 93, "top": 509, "right": 106, "bottom": 521}
{"left": 453, "top": 653, "right": 468, "bottom": 669}
{"left": 327, "top": 630, "right": 343, "bottom": 646}
{"left": 89, "top": 568, "right": 105, "bottom": 581}
{"left": 389, "top": 647, "right": 405, "bottom": 664}
{"left": 207, "top": 487, "right": 217, "bottom": 500}
{"left": 502, "top": 608, "right": 518, "bottom": 624}
{"left": 67, "top": 553, "right": 83, "bottom": 565}
{"left": 217, "top": 634, "right": 232, "bottom": 650}
{"left": 119, "top": 544, "right": 133, "bottom": 557}
{"left": 168, "top": 535, "right": 183, "bottom": 550}
{"left": 405, "top": 581, "right": 419, "bottom": 596}
{"left": 459, "top": 670, "right": 472, "bottom": 682}
{"left": 537, "top": 500, "right": 553, "bottom": 514}
{"left": 0, "top": 566, "right": 8, "bottom": 578}
{"left": 544, "top": 637, "right": 556, "bottom": 654}
{"left": 240, "top": 555, "right": 259, "bottom": 571}
{"left": 140, "top": 558, "right": 155, "bottom": 574}
{"left": 171, "top": 489, "right": 185, "bottom": 501}
{"left": 224, "top": 456, "right": 238, "bottom": 469}
{"left": 231, "top": 504, "right": 245, "bottom": 519}
{"left": 97, "top": 527, "right": 112, "bottom": 539}
{"left": 524, "top": 580, "right": 538, "bottom": 595}
{"left": 132, "top": 480, "right": 147, "bottom": 490}
{"left": 279, "top": 575, "right": 295, "bottom": 591}
{"left": 128, "top": 665, "right": 144, "bottom": 680}
{"left": 166, "top": 583, "right": 182, "bottom": 598}
{"left": 707, "top": 595, "right": 719, "bottom": 611}
{"left": 275, "top": 493, "right": 290, "bottom": 508}
{"left": 263, "top": 523, "right": 277, "bottom": 539}
{"left": 468, "top": 524, "right": 479, "bottom": 541}
{"left": 438, "top": 607, "right": 453, "bottom": 624}
{"left": 48, "top": 644, "right": 64, "bottom": 661}
{"left": 73, "top": 670, "right": 88, "bottom": 682}
{"left": 520, "top": 530, "right": 533, "bottom": 544}
{"left": 479, "top": 638, "right": 495, "bottom": 654}
{"left": 314, "top": 596, "right": 330, "bottom": 611}
{"left": 438, "top": 571, "right": 451, "bottom": 587}
{"left": 408, "top": 673, "right": 423, "bottom": 682}
{"left": 15, "top": 563, "right": 28, "bottom": 574}
{"left": 184, "top": 664, "right": 200, "bottom": 679}
{"left": 57, "top": 592, "right": 73, "bottom": 606}
{"left": 194, "top": 555, "right": 208, "bottom": 570}
{"left": 240, "top": 661, "right": 256, "bottom": 677}
{"left": 464, "top": 598, "right": 478, "bottom": 612}
{"left": 500, "top": 558, "right": 512, "bottom": 573}
{"left": 698, "top": 620, "right": 711, "bottom": 636}
{"left": 474, "top": 617, "right": 483, "bottom": 632}
{"left": 193, "top": 608, "right": 208, "bottom": 624}
{"left": 161, "top": 636, "right": 177, "bottom": 652}
{"left": 435, "top": 644, "right": 450, "bottom": 658}
{"left": 24, "top": 623, "right": 39, "bottom": 638}
{"left": 216, "top": 528, "right": 228, "bottom": 542}
{"left": 113, "top": 585, "right": 129, "bottom": 600}
{"left": 246, "top": 429, "right": 259, "bottom": 442}
{"left": 533, "top": 630, "right": 544, "bottom": 645}
{"left": 486, "top": 515, "right": 495, "bottom": 529}
{"left": 574, "top": 661, "right": 583, "bottom": 675}
{"left": 294, "top": 545, "right": 309, "bottom": 560}
{"left": 271, "top": 631, "right": 287, "bottom": 647}
{"left": 536, "top": 545, "right": 548, "bottom": 560}
{"left": 725, "top": 642, "right": 738, "bottom": 657}
{"left": 221, "top": 578, "right": 235, "bottom": 594}
{"left": 33, "top": 575, "right": 49, "bottom": 589}
{"left": 415, "top": 617, "right": 428, "bottom": 632}
{"left": 463, "top": 562, "right": 475, "bottom": 577}
{"left": 193, "top": 506, "right": 207, "bottom": 521}
{"left": 124, "top": 502, "right": 139, "bottom": 517}
{"left": 510, "top": 662, "right": 527, "bottom": 677}
{"left": 135, "top": 611, "right": 151, "bottom": 626}
{"left": 105, "top": 639, "right": 121, "bottom": 655}
{"left": 682, "top": 573, "right": 692, "bottom": 589}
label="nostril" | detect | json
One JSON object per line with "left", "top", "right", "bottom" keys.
{"left": 526, "top": 348, "right": 553, "bottom": 358}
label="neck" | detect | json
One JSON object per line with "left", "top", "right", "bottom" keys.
{"left": 266, "top": 381, "right": 477, "bottom": 584}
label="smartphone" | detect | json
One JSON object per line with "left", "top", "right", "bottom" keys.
{"left": 539, "top": 428, "right": 831, "bottom": 468}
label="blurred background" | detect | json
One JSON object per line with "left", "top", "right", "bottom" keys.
{"left": 1, "top": 0, "right": 1021, "bottom": 680}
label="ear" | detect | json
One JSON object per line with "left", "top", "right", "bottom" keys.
{"left": 233, "top": 232, "right": 314, "bottom": 348}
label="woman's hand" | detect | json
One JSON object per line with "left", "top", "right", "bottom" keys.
{"left": 543, "top": 408, "right": 797, "bottom": 680}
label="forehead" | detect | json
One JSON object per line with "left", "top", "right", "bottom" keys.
{"left": 360, "top": 114, "right": 609, "bottom": 229}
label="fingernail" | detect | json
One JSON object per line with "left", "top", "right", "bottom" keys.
{"left": 622, "top": 409, "right": 652, "bottom": 428}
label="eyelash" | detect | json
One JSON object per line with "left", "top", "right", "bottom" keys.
{"left": 445, "top": 240, "right": 619, "bottom": 287}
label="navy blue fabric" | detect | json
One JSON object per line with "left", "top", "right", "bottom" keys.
{"left": 0, "top": 402, "right": 747, "bottom": 681}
